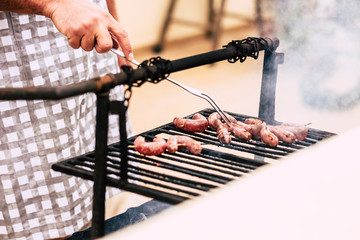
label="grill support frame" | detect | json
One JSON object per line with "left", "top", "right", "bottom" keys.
{"left": 0, "top": 37, "right": 294, "bottom": 239}
{"left": 91, "top": 92, "right": 110, "bottom": 238}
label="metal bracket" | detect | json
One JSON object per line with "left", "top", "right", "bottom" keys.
{"left": 258, "top": 51, "right": 285, "bottom": 124}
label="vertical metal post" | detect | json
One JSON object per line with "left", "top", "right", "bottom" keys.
{"left": 258, "top": 50, "right": 284, "bottom": 124}
{"left": 118, "top": 101, "right": 129, "bottom": 182}
{"left": 91, "top": 92, "right": 110, "bottom": 239}
{"left": 109, "top": 100, "right": 129, "bottom": 183}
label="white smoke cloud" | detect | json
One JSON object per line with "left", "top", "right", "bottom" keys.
{"left": 264, "top": 0, "right": 360, "bottom": 110}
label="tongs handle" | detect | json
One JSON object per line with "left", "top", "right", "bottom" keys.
{"left": 111, "top": 48, "right": 141, "bottom": 66}
{"left": 110, "top": 48, "right": 232, "bottom": 125}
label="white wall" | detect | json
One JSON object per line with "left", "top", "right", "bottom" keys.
{"left": 116, "top": 0, "right": 256, "bottom": 49}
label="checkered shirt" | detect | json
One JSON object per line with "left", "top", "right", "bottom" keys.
{"left": 0, "top": 1, "right": 131, "bottom": 239}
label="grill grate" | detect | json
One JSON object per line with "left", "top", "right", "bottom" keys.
{"left": 52, "top": 108, "right": 335, "bottom": 203}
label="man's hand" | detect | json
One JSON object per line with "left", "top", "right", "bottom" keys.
{"left": 46, "top": 0, "right": 133, "bottom": 63}
{"left": 0, "top": 0, "right": 134, "bottom": 67}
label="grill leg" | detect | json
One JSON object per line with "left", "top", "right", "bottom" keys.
{"left": 110, "top": 100, "right": 129, "bottom": 182}
{"left": 258, "top": 50, "right": 284, "bottom": 124}
{"left": 91, "top": 92, "right": 110, "bottom": 239}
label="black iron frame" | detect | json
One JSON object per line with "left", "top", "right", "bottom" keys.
{"left": 0, "top": 37, "right": 283, "bottom": 239}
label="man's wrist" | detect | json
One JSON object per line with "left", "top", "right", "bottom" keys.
{"left": 0, "top": 0, "right": 64, "bottom": 18}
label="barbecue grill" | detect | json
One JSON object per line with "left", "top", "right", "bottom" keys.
{"left": 53, "top": 107, "right": 334, "bottom": 201}
{"left": 0, "top": 37, "right": 335, "bottom": 239}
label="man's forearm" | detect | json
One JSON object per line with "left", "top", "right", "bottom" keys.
{"left": 106, "top": 0, "right": 119, "bottom": 21}
{"left": 2, "top": 1, "right": 118, "bottom": 22}
{"left": 0, "top": 0, "right": 57, "bottom": 18}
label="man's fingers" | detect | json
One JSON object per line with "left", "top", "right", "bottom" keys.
{"left": 80, "top": 32, "right": 96, "bottom": 52}
{"left": 94, "top": 29, "right": 113, "bottom": 53}
{"left": 109, "top": 32, "right": 119, "bottom": 49}
{"left": 109, "top": 25, "right": 133, "bottom": 61}
{"left": 118, "top": 36, "right": 133, "bottom": 61}
{"left": 67, "top": 35, "right": 82, "bottom": 49}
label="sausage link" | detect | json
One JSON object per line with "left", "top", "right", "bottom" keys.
{"left": 244, "top": 118, "right": 263, "bottom": 125}
{"left": 268, "top": 125, "right": 296, "bottom": 143}
{"left": 166, "top": 135, "right": 179, "bottom": 153}
{"left": 249, "top": 123, "right": 263, "bottom": 138}
{"left": 229, "top": 123, "right": 252, "bottom": 141}
{"left": 216, "top": 123, "right": 232, "bottom": 145}
{"left": 173, "top": 113, "right": 208, "bottom": 132}
{"left": 278, "top": 123, "right": 308, "bottom": 141}
{"left": 259, "top": 125, "right": 279, "bottom": 147}
{"left": 192, "top": 113, "right": 207, "bottom": 121}
{"left": 224, "top": 113, "right": 238, "bottom": 123}
{"left": 232, "top": 121, "right": 252, "bottom": 132}
{"left": 208, "top": 112, "right": 241, "bottom": 130}
{"left": 208, "top": 112, "right": 223, "bottom": 130}
{"left": 244, "top": 118, "right": 264, "bottom": 138}
{"left": 167, "top": 135, "right": 202, "bottom": 154}
{"left": 134, "top": 136, "right": 167, "bottom": 155}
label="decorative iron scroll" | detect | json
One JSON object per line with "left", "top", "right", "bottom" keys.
{"left": 121, "top": 56, "right": 173, "bottom": 107}
{"left": 224, "top": 37, "right": 275, "bottom": 63}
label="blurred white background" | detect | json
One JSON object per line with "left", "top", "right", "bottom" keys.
{"left": 116, "top": 0, "right": 255, "bottom": 49}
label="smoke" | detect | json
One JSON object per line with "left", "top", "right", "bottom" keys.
{"left": 264, "top": 0, "right": 360, "bottom": 110}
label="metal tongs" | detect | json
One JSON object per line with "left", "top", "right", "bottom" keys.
{"left": 111, "top": 48, "right": 232, "bottom": 125}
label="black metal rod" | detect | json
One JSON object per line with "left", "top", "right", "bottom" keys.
{"left": 91, "top": 92, "right": 110, "bottom": 239}
{"left": 116, "top": 181, "right": 186, "bottom": 204}
{"left": 0, "top": 74, "right": 127, "bottom": 100}
{"left": 0, "top": 38, "right": 279, "bottom": 101}
{"left": 169, "top": 38, "right": 278, "bottom": 72}
{"left": 118, "top": 101, "right": 129, "bottom": 182}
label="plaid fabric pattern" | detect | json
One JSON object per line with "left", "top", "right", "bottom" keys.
{"left": 0, "top": 1, "right": 131, "bottom": 239}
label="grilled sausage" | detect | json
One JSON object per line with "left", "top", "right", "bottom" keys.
{"left": 166, "top": 135, "right": 179, "bottom": 153}
{"left": 134, "top": 136, "right": 167, "bottom": 155}
{"left": 173, "top": 113, "right": 208, "bottom": 132}
{"left": 208, "top": 112, "right": 240, "bottom": 129}
{"left": 259, "top": 125, "right": 279, "bottom": 147}
{"left": 223, "top": 113, "right": 238, "bottom": 123}
{"left": 208, "top": 112, "right": 232, "bottom": 144}
{"left": 244, "top": 118, "right": 263, "bottom": 125}
{"left": 208, "top": 112, "right": 223, "bottom": 130}
{"left": 208, "top": 112, "right": 253, "bottom": 144}
{"left": 244, "top": 118, "right": 264, "bottom": 138}
{"left": 268, "top": 125, "right": 296, "bottom": 144}
{"left": 229, "top": 123, "right": 252, "bottom": 141}
{"left": 278, "top": 123, "right": 308, "bottom": 141}
{"left": 167, "top": 135, "right": 202, "bottom": 154}
{"left": 208, "top": 113, "right": 306, "bottom": 146}
{"left": 217, "top": 123, "right": 232, "bottom": 145}
{"left": 232, "top": 121, "right": 252, "bottom": 132}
